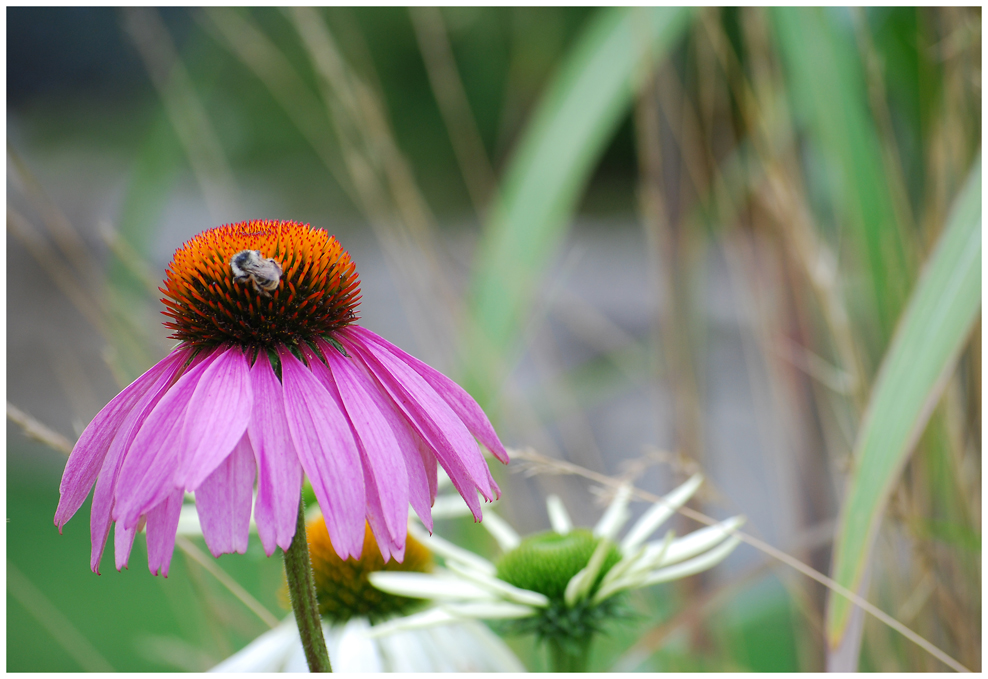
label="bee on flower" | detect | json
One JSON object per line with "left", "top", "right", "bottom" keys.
{"left": 229, "top": 249, "right": 284, "bottom": 296}
{"left": 368, "top": 473, "right": 744, "bottom": 671}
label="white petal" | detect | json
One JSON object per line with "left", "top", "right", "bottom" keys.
{"left": 444, "top": 560, "right": 550, "bottom": 607}
{"left": 620, "top": 473, "right": 703, "bottom": 554}
{"left": 656, "top": 516, "right": 745, "bottom": 567}
{"left": 546, "top": 494, "right": 572, "bottom": 535}
{"left": 563, "top": 566, "right": 587, "bottom": 608}
{"left": 428, "top": 494, "right": 475, "bottom": 519}
{"left": 563, "top": 536, "right": 615, "bottom": 606}
{"left": 479, "top": 510, "right": 521, "bottom": 551}
{"left": 376, "top": 623, "right": 442, "bottom": 671}
{"left": 332, "top": 619, "right": 384, "bottom": 672}
{"left": 595, "top": 530, "right": 674, "bottom": 604}
{"left": 612, "top": 529, "right": 676, "bottom": 586}
{"left": 593, "top": 484, "right": 633, "bottom": 539}
{"left": 440, "top": 601, "right": 536, "bottom": 619}
{"left": 176, "top": 503, "right": 203, "bottom": 536}
{"left": 209, "top": 618, "right": 298, "bottom": 672}
{"left": 368, "top": 572, "right": 495, "bottom": 602}
{"left": 408, "top": 522, "right": 497, "bottom": 575}
{"left": 281, "top": 631, "right": 312, "bottom": 673}
{"left": 436, "top": 620, "right": 527, "bottom": 671}
{"left": 640, "top": 535, "right": 743, "bottom": 586}
{"left": 364, "top": 609, "right": 460, "bottom": 638}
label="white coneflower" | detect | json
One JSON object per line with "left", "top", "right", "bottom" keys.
{"left": 209, "top": 512, "right": 523, "bottom": 672}
{"left": 369, "top": 474, "right": 743, "bottom": 671}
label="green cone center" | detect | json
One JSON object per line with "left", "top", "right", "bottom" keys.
{"left": 495, "top": 528, "right": 622, "bottom": 601}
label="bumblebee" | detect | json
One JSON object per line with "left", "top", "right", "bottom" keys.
{"left": 230, "top": 250, "right": 283, "bottom": 296}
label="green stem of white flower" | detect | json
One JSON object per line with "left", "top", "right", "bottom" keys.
{"left": 548, "top": 635, "right": 592, "bottom": 672}
{"left": 284, "top": 498, "right": 332, "bottom": 672}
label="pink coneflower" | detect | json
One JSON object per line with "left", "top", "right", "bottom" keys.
{"left": 55, "top": 220, "right": 507, "bottom": 576}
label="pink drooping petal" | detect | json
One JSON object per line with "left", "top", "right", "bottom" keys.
{"left": 178, "top": 347, "right": 253, "bottom": 490}
{"left": 317, "top": 338, "right": 434, "bottom": 533}
{"left": 310, "top": 341, "right": 409, "bottom": 552}
{"left": 340, "top": 334, "right": 497, "bottom": 522}
{"left": 113, "top": 517, "right": 141, "bottom": 572}
{"left": 195, "top": 434, "right": 256, "bottom": 558}
{"left": 418, "top": 433, "right": 439, "bottom": 508}
{"left": 345, "top": 327, "right": 509, "bottom": 464}
{"left": 88, "top": 351, "right": 191, "bottom": 573}
{"left": 248, "top": 354, "right": 304, "bottom": 556}
{"left": 359, "top": 452, "right": 405, "bottom": 563}
{"left": 55, "top": 349, "right": 188, "bottom": 532}
{"left": 279, "top": 346, "right": 366, "bottom": 559}
{"left": 145, "top": 490, "right": 185, "bottom": 577}
{"left": 114, "top": 349, "right": 221, "bottom": 530}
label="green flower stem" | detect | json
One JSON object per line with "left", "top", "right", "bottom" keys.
{"left": 284, "top": 498, "right": 332, "bottom": 672}
{"left": 548, "top": 635, "right": 592, "bottom": 672}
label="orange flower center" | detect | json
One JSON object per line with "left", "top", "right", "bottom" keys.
{"left": 160, "top": 220, "right": 361, "bottom": 350}
{"left": 306, "top": 518, "right": 434, "bottom": 623}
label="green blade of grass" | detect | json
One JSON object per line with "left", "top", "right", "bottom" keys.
{"left": 825, "top": 156, "right": 981, "bottom": 655}
{"left": 461, "top": 6, "right": 693, "bottom": 407}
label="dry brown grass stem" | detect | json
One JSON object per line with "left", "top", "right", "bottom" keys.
{"left": 287, "top": 7, "right": 461, "bottom": 365}
{"left": 98, "top": 222, "right": 163, "bottom": 297}
{"left": 7, "top": 148, "right": 103, "bottom": 292}
{"left": 700, "top": 11, "right": 868, "bottom": 408}
{"left": 7, "top": 207, "right": 107, "bottom": 336}
{"left": 409, "top": 7, "right": 498, "bottom": 216}
{"left": 120, "top": 7, "right": 240, "bottom": 222}
{"left": 7, "top": 402, "right": 73, "bottom": 455}
{"left": 507, "top": 447, "right": 971, "bottom": 672}
{"left": 175, "top": 536, "right": 281, "bottom": 630}
{"left": 7, "top": 562, "right": 114, "bottom": 672}
{"left": 197, "top": 8, "right": 356, "bottom": 205}
{"left": 634, "top": 63, "right": 704, "bottom": 467}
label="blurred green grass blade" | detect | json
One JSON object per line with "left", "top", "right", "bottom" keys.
{"left": 771, "top": 8, "right": 912, "bottom": 354}
{"left": 825, "top": 155, "right": 981, "bottom": 650}
{"left": 462, "top": 6, "right": 692, "bottom": 405}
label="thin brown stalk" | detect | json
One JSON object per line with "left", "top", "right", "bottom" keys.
{"left": 409, "top": 6, "right": 498, "bottom": 215}
{"left": 8, "top": 207, "right": 153, "bottom": 376}
{"left": 7, "top": 148, "right": 103, "bottom": 292}
{"left": 119, "top": 7, "right": 239, "bottom": 221}
{"left": 701, "top": 10, "right": 869, "bottom": 408}
{"left": 196, "top": 8, "right": 356, "bottom": 206}
{"left": 7, "top": 562, "right": 115, "bottom": 672}
{"left": 175, "top": 536, "right": 281, "bottom": 630}
{"left": 98, "top": 222, "right": 164, "bottom": 297}
{"left": 526, "top": 320, "right": 607, "bottom": 474}
{"left": 7, "top": 207, "right": 106, "bottom": 336}
{"left": 6, "top": 402, "right": 73, "bottom": 455}
{"left": 287, "top": 7, "right": 460, "bottom": 367}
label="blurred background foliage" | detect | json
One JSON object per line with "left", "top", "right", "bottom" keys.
{"left": 6, "top": 6, "right": 980, "bottom": 672}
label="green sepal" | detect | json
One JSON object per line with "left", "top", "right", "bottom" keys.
{"left": 323, "top": 335, "right": 350, "bottom": 358}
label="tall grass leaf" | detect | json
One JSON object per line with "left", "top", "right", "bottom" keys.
{"left": 462, "top": 6, "right": 693, "bottom": 406}
{"left": 825, "top": 156, "right": 981, "bottom": 658}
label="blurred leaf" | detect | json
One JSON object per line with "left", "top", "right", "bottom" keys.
{"left": 461, "top": 6, "right": 693, "bottom": 406}
{"left": 771, "top": 7, "right": 913, "bottom": 357}
{"left": 825, "top": 156, "right": 981, "bottom": 649}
